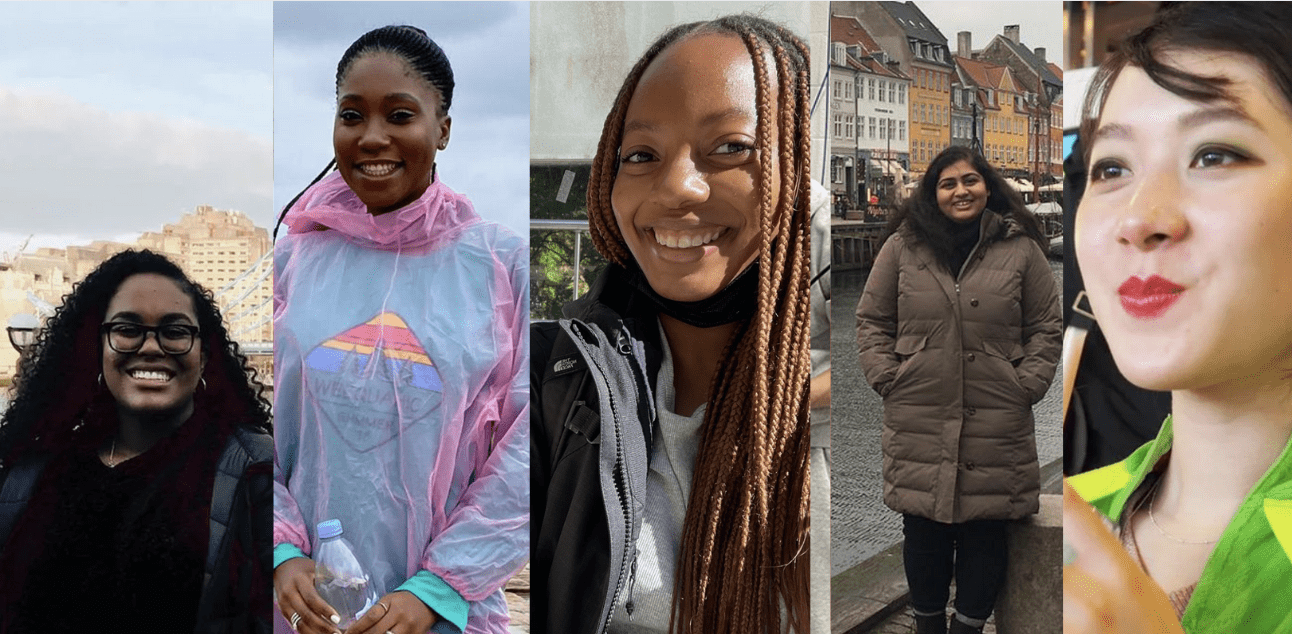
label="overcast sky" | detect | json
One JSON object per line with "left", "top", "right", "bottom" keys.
{"left": 914, "top": 1, "right": 1063, "bottom": 71}
{"left": 273, "top": 1, "right": 529, "bottom": 238}
{"left": 0, "top": 2, "right": 272, "bottom": 255}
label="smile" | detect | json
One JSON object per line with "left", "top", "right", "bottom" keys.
{"left": 952, "top": 199, "right": 976, "bottom": 210}
{"left": 128, "top": 369, "right": 174, "bottom": 382}
{"left": 357, "top": 162, "right": 400, "bottom": 177}
{"left": 651, "top": 228, "right": 725, "bottom": 249}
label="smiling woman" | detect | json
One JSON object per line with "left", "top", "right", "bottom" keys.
{"left": 272, "top": 24, "right": 528, "bottom": 634}
{"left": 532, "top": 14, "right": 814, "bottom": 634}
{"left": 855, "top": 145, "right": 1060, "bottom": 634}
{"left": 0, "top": 250, "right": 274, "bottom": 633}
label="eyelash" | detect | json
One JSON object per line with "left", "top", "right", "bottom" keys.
{"left": 1191, "top": 145, "right": 1249, "bottom": 168}
{"left": 1088, "top": 159, "right": 1127, "bottom": 183}
{"left": 715, "top": 142, "right": 754, "bottom": 155}
{"left": 620, "top": 150, "right": 655, "bottom": 164}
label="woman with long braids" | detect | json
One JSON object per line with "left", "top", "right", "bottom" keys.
{"left": 1065, "top": 3, "right": 1292, "bottom": 632}
{"left": 272, "top": 25, "right": 527, "bottom": 634}
{"left": 532, "top": 15, "right": 812, "bottom": 633}
{"left": 0, "top": 249, "right": 273, "bottom": 633}
{"left": 855, "top": 145, "right": 1061, "bottom": 634}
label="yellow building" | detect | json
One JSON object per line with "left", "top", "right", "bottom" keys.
{"left": 958, "top": 57, "right": 1029, "bottom": 174}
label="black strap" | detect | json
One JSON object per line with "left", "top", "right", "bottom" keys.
{"left": 195, "top": 428, "right": 272, "bottom": 633}
{"left": 0, "top": 454, "right": 51, "bottom": 548}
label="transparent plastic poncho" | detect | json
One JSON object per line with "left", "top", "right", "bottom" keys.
{"left": 273, "top": 172, "right": 529, "bottom": 633}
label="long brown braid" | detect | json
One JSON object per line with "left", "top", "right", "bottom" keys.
{"left": 586, "top": 15, "right": 813, "bottom": 633}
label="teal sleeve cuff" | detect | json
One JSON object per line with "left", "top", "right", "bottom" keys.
{"left": 396, "top": 570, "right": 469, "bottom": 631}
{"left": 274, "top": 543, "right": 308, "bottom": 569}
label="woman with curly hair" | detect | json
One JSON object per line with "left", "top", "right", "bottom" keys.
{"left": 0, "top": 249, "right": 274, "bottom": 633}
{"left": 532, "top": 14, "right": 813, "bottom": 633}
{"left": 272, "top": 24, "right": 528, "bottom": 634}
{"left": 855, "top": 145, "right": 1061, "bottom": 634}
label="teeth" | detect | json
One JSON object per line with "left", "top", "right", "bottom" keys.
{"left": 358, "top": 162, "right": 398, "bottom": 177}
{"left": 130, "top": 370, "right": 171, "bottom": 382}
{"left": 653, "top": 228, "right": 723, "bottom": 249}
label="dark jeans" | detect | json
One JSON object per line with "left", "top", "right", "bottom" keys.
{"left": 902, "top": 514, "right": 1009, "bottom": 620}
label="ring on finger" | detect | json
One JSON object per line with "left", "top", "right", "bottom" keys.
{"left": 290, "top": 613, "right": 302, "bottom": 630}
{"left": 378, "top": 601, "right": 390, "bottom": 614}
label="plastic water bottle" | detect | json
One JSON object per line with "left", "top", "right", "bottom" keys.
{"left": 314, "top": 519, "right": 379, "bottom": 627}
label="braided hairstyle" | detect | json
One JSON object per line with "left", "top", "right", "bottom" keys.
{"left": 273, "top": 25, "right": 454, "bottom": 239}
{"left": 889, "top": 145, "right": 1047, "bottom": 273}
{"left": 586, "top": 15, "right": 812, "bottom": 633}
{"left": 0, "top": 250, "right": 272, "bottom": 466}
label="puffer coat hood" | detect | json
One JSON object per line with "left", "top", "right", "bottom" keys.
{"left": 856, "top": 209, "right": 1062, "bottom": 523}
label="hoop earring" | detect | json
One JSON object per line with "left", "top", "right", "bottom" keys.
{"left": 200, "top": 377, "right": 208, "bottom": 391}
{"left": 97, "top": 373, "right": 103, "bottom": 387}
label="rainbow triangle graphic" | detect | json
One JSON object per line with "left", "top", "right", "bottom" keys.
{"left": 305, "top": 312, "right": 442, "bottom": 392}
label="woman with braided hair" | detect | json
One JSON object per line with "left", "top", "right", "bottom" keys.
{"left": 272, "top": 24, "right": 528, "bottom": 634}
{"left": 532, "top": 14, "right": 813, "bottom": 634}
{"left": 0, "top": 249, "right": 273, "bottom": 632}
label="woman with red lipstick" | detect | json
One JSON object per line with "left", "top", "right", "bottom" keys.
{"left": 532, "top": 15, "right": 813, "bottom": 634}
{"left": 272, "top": 25, "right": 528, "bottom": 634}
{"left": 0, "top": 249, "right": 273, "bottom": 632}
{"left": 1064, "top": 3, "right": 1292, "bottom": 633}
{"left": 855, "top": 145, "right": 1060, "bottom": 634}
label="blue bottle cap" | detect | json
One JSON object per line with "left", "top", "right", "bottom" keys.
{"left": 317, "top": 519, "right": 343, "bottom": 540}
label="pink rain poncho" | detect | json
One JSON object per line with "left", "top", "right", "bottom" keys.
{"left": 273, "top": 171, "right": 528, "bottom": 633}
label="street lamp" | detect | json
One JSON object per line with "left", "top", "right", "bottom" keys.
{"left": 7, "top": 313, "right": 38, "bottom": 354}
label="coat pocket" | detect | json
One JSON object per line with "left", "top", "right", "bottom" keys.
{"left": 981, "top": 339, "right": 1028, "bottom": 399}
{"left": 892, "top": 334, "right": 929, "bottom": 386}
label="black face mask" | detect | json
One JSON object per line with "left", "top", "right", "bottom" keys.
{"left": 626, "top": 260, "right": 759, "bottom": 328}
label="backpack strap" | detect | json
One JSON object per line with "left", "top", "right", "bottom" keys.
{"left": 0, "top": 454, "right": 51, "bottom": 548}
{"left": 204, "top": 427, "right": 272, "bottom": 586}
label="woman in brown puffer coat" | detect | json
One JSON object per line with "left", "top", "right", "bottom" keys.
{"left": 856, "top": 146, "right": 1062, "bottom": 634}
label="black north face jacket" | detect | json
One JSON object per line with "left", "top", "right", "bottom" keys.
{"left": 531, "top": 264, "right": 664, "bottom": 634}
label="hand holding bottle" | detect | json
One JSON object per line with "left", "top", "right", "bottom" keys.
{"left": 343, "top": 590, "right": 439, "bottom": 634}
{"left": 275, "top": 557, "right": 343, "bottom": 634}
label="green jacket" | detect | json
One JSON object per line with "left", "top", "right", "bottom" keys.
{"left": 1069, "top": 416, "right": 1292, "bottom": 633}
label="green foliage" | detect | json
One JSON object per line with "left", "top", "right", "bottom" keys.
{"left": 530, "top": 164, "right": 608, "bottom": 320}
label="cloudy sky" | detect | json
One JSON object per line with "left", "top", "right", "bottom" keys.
{"left": 273, "top": 1, "right": 529, "bottom": 238}
{"left": 0, "top": 2, "right": 273, "bottom": 254}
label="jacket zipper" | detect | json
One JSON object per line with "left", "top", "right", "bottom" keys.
{"left": 602, "top": 329, "right": 641, "bottom": 632}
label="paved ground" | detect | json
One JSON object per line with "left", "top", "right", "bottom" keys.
{"left": 866, "top": 610, "right": 997, "bottom": 634}
{"left": 506, "top": 564, "right": 529, "bottom": 633}
{"left": 830, "top": 260, "right": 1065, "bottom": 575}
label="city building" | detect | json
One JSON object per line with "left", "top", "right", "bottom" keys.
{"left": 955, "top": 55, "right": 1029, "bottom": 178}
{"left": 0, "top": 206, "right": 271, "bottom": 381}
{"left": 831, "top": 14, "right": 911, "bottom": 210}
{"left": 836, "top": 1, "right": 955, "bottom": 179}
{"left": 974, "top": 25, "right": 1064, "bottom": 183}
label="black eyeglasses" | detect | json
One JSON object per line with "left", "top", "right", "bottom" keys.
{"left": 100, "top": 322, "right": 200, "bottom": 355}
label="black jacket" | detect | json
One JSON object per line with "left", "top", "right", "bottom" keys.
{"left": 0, "top": 427, "right": 273, "bottom": 633}
{"left": 531, "top": 264, "right": 664, "bottom": 634}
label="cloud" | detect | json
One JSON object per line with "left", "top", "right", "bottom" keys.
{"left": 0, "top": 87, "right": 273, "bottom": 236}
